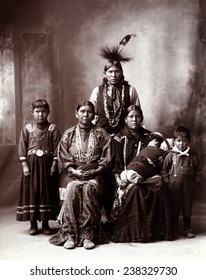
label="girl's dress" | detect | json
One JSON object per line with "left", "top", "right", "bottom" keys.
{"left": 49, "top": 124, "right": 111, "bottom": 247}
{"left": 17, "top": 121, "right": 61, "bottom": 222}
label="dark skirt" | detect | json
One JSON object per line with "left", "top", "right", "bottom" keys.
{"left": 16, "top": 155, "right": 60, "bottom": 221}
{"left": 109, "top": 176, "right": 172, "bottom": 242}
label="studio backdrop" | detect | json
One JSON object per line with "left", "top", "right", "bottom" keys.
{"left": 0, "top": 0, "right": 205, "bottom": 206}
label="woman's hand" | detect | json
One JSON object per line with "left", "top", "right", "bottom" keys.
{"left": 70, "top": 169, "right": 85, "bottom": 179}
{"left": 68, "top": 166, "right": 102, "bottom": 180}
{"left": 81, "top": 169, "right": 97, "bottom": 179}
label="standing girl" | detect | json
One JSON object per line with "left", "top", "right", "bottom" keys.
{"left": 17, "top": 99, "right": 61, "bottom": 235}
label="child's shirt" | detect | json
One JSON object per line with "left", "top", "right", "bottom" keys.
{"left": 161, "top": 147, "right": 201, "bottom": 185}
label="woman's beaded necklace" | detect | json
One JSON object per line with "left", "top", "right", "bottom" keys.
{"left": 75, "top": 125, "right": 95, "bottom": 163}
{"left": 103, "top": 84, "right": 125, "bottom": 127}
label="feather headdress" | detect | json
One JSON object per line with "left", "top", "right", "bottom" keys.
{"left": 100, "top": 45, "right": 132, "bottom": 63}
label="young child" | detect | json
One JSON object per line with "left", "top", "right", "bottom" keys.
{"left": 120, "top": 132, "right": 165, "bottom": 185}
{"left": 161, "top": 125, "right": 201, "bottom": 239}
{"left": 17, "top": 99, "right": 61, "bottom": 235}
{"left": 112, "top": 132, "right": 165, "bottom": 213}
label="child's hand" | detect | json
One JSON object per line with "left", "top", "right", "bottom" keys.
{"left": 116, "top": 176, "right": 127, "bottom": 188}
{"left": 22, "top": 161, "right": 30, "bottom": 176}
{"left": 50, "top": 161, "right": 57, "bottom": 176}
{"left": 119, "top": 184, "right": 127, "bottom": 190}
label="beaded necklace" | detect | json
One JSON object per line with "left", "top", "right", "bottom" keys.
{"left": 75, "top": 125, "right": 95, "bottom": 163}
{"left": 33, "top": 122, "right": 49, "bottom": 142}
{"left": 103, "top": 84, "right": 125, "bottom": 127}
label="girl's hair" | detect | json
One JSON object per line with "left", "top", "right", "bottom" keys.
{"left": 174, "top": 125, "right": 191, "bottom": 141}
{"left": 125, "top": 105, "right": 143, "bottom": 120}
{"left": 76, "top": 101, "right": 95, "bottom": 113}
{"left": 31, "top": 99, "right": 50, "bottom": 112}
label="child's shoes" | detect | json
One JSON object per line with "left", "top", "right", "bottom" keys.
{"left": 29, "top": 221, "right": 38, "bottom": 235}
{"left": 42, "top": 221, "right": 51, "bottom": 235}
{"left": 185, "top": 229, "right": 195, "bottom": 238}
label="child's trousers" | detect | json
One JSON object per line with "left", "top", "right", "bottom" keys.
{"left": 166, "top": 178, "right": 196, "bottom": 232}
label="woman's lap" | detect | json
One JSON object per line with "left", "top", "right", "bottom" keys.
{"left": 110, "top": 178, "right": 171, "bottom": 242}
{"left": 49, "top": 180, "right": 107, "bottom": 246}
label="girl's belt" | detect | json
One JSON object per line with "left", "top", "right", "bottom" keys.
{"left": 27, "top": 149, "right": 53, "bottom": 157}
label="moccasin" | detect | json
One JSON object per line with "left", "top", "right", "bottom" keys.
{"left": 83, "top": 239, "right": 95, "bottom": 250}
{"left": 63, "top": 238, "right": 75, "bottom": 249}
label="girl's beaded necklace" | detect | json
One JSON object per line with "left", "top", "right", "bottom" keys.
{"left": 33, "top": 122, "right": 49, "bottom": 142}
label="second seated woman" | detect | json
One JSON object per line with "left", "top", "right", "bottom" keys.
{"left": 49, "top": 101, "right": 111, "bottom": 250}
{"left": 109, "top": 105, "right": 171, "bottom": 242}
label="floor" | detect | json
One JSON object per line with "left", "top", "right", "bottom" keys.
{"left": 0, "top": 200, "right": 206, "bottom": 279}
{"left": 0, "top": 199, "right": 205, "bottom": 260}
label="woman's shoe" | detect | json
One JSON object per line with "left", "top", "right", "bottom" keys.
{"left": 64, "top": 238, "right": 75, "bottom": 249}
{"left": 42, "top": 221, "right": 51, "bottom": 235}
{"left": 83, "top": 239, "right": 95, "bottom": 250}
{"left": 29, "top": 221, "right": 38, "bottom": 235}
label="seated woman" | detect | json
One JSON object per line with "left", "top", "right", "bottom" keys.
{"left": 108, "top": 105, "right": 171, "bottom": 242}
{"left": 114, "top": 132, "right": 166, "bottom": 206}
{"left": 49, "top": 101, "right": 111, "bottom": 250}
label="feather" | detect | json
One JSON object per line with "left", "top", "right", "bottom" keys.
{"left": 119, "top": 33, "right": 137, "bottom": 46}
{"left": 99, "top": 45, "right": 132, "bottom": 63}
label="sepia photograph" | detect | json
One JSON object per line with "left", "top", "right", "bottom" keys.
{"left": 0, "top": 0, "right": 205, "bottom": 279}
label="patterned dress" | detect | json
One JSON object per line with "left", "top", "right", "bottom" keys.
{"left": 49, "top": 124, "right": 111, "bottom": 247}
{"left": 17, "top": 121, "right": 61, "bottom": 221}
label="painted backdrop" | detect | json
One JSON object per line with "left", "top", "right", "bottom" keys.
{"left": 0, "top": 0, "right": 205, "bottom": 205}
